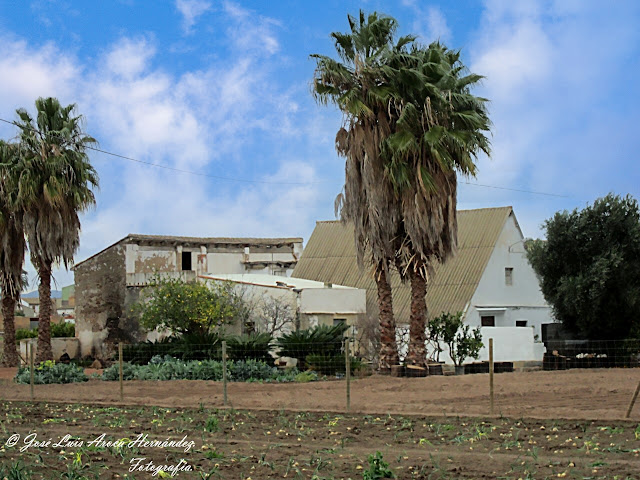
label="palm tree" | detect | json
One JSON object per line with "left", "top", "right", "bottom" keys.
{"left": 0, "top": 141, "right": 26, "bottom": 367}
{"left": 313, "top": 13, "right": 491, "bottom": 369}
{"left": 382, "top": 42, "right": 491, "bottom": 366}
{"left": 14, "top": 97, "right": 99, "bottom": 362}
{"left": 312, "top": 11, "right": 415, "bottom": 369}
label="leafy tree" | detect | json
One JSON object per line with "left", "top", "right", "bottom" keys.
{"left": 527, "top": 194, "right": 640, "bottom": 339}
{"left": 0, "top": 141, "right": 27, "bottom": 367}
{"left": 14, "top": 97, "right": 98, "bottom": 362}
{"left": 133, "top": 278, "right": 244, "bottom": 336}
{"left": 312, "top": 12, "right": 490, "bottom": 368}
{"left": 438, "top": 311, "right": 483, "bottom": 367}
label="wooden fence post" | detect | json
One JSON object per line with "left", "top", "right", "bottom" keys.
{"left": 625, "top": 380, "right": 640, "bottom": 418}
{"left": 29, "top": 343, "right": 35, "bottom": 401}
{"left": 345, "top": 337, "right": 351, "bottom": 413}
{"left": 118, "top": 343, "right": 124, "bottom": 402}
{"left": 222, "top": 341, "right": 228, "bottom": 406}
{"left": 489, "top": 338, "right": 494, "bottom": 415}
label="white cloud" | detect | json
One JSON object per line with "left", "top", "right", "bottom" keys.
{"left": 175, "top": 0, "right": 212, "bottom": 34}
{"left": 223, "top": 1, "right": 280, "bottom": 55}
{"left": 402, "top": 2, "right": 451, "bottom": 43}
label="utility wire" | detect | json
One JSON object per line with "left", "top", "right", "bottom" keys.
{"left": 1, "top": 116, "right": 572, "bottom": 197}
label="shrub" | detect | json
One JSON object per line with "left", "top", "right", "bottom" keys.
{"left": 122, "top": 333, "right": 222, "bottom": 365}
{"left": 229, "top": 359, "right": 278, "bottom": 381}
{"left": 15, "top": 361, "right": 88, "bottom": 384}
{"left": 15, "top": 322, "right": 75, "bottom": 342}
{"left": 275, "top": 323, "right": 349, "bottom": 368}
{"left": 305, "top": 353, "right": 363, "bottom": 376}
{"left": 226, "top": 333, "right": 273, "bottom": 363}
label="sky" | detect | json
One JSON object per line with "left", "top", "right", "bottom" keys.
{"left": 0, "top": 0, "right": 639, "bottom": 290}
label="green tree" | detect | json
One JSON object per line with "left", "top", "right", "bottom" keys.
{"left": 133, "top": 278, "right": 244, "bottom": 336}
{"left": 14, "top": 97, "right": 98, "bottom": 362}
{"left": 527, "top": 194, "right": 640, "bottom": 339}
{"left": 438, "top": 311, "right": 483, "bottom": 367}
{"left": 0, "top": 141, "right": 27, "bottom": 367}
{"left": 312, "top": 12, "right": 491, "bottom": 368}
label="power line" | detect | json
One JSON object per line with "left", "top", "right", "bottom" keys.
{"left": 1, "top": 116, "right": 573, "bottom": 198}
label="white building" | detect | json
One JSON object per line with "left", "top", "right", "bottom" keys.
{"left": 292, "top": 207, "right": 553, "bottom": 364}
{"left": 199, "top": 273, "right": 366, "bottom": 335}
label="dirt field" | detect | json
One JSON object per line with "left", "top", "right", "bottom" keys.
{"left": 2, "top": 368, "right": 640, "bottom": 420}
{"left": 2, "top": 400, "right": 640, "bottom": 479}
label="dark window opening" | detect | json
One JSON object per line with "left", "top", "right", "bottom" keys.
{"left": 481, "top": 316, "right": 495, "bottom": 327}
{"left": 333, "top": 318, "right": 346, "bottom": 326}
{"left": 182, "top": 251, "right": 192, "bottom": 271}
{"left": 505, "top": 267, "right": 513, "bottom": 286}
{"left": 516, "top": 320, "right": 528, "bottom": 327}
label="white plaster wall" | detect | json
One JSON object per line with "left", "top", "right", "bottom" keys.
{"left": 300, "top": 288, "right": 366, "bottom": 314}
{"left": 206, "top": 252, "right": 247, "bottom": 274}
{"left": 437, "top": 327, "right": 545, "bottom": 364}
{"left": 467, "top": 212, "right": 553, "bottom": 338}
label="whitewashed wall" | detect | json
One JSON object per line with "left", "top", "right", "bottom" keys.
{"left": 466, "top": 212, "right": 554, "bottom": 338}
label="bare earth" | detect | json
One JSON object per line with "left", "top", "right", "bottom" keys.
{"left": 1, "top": 368, "right": 640, "bottom": 420}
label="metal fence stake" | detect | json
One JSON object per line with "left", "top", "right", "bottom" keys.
{"left": 29, "top": 343, "right": 35, "bottom": 401}
{"left": 222, "top": 340, "right": 228, "bottom": 406}
{"left": 625, "top": 380, "right": 640, "bottom": 418}
{"left": 489, "top": 338, "right": 494, "bottom": 415}
{"left": 118, "top": 343, "right": 124, "bottom": 402}
{"left": 345, "top": 337, "right": 351, "bottom": 413}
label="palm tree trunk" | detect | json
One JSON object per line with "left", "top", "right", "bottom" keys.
{"left": 1, "top": 294, "right": 19, "bottom": 367}
{"left": 36, "top": 258, "right": 54, "bottom": 362}
{"left": 375, "top": 261, "right": 399, "bottom": 370}
{"left": 406, "top": 263, "right": 428, "bottom": 367}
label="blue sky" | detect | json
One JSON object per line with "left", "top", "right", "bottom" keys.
{"left": 0, "top": 0, "right": 639, "bottom": 289}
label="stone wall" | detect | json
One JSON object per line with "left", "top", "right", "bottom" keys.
{"left": 74, "top": 244, "right": 127, "bottom": 359}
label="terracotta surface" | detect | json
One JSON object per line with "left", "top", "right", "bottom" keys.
{"left": 1, "top": 368, "right": 640, "bottom": 420}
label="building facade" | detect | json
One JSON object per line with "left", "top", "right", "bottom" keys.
{"left": 74, "top": 234, "right": 303, "bottom": 358}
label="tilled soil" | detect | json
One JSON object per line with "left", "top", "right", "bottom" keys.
{"left": 1, "top": 401, "right": 640, "bottom": 479}
{"left": 1, "top": 368, "right": 640, "bottom": 420}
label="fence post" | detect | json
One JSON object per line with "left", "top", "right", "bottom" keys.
{"left": 118, "top": 343, "right": 124, "bottom": 402}
{"left": 345, "top": 337, "right": 351, "bottom": 413}
{"left": 29, "top": 343, "right": 35, "bottom": 401}
{"left": 489, "top": 338, "right": 494, "bottom": 415}
{"left": 625, "top": 380, "right": 640, "bottom": 418}
{"left": 222, "top": 340, "right": 228, "bottom": 406}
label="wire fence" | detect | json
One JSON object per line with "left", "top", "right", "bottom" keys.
{"left": 543, "top": 339, "right": 640, "bottom": 370}
{"left": 6, "top": 337, "right": 640, "bottom": 418}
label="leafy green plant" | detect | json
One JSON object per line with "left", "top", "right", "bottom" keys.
{"left": 0, "top": 460, "right": 31, "bottom": 480}
{"left": 15, "top": 361, "right": 88, "bottom": 384}
{"left": 275, "top": 323, "right": 349, "bottom": 369}
{"left": 363, "top": 451, "right": 395, "bottom": 480}
{"left": 226, "top": 333, "right": 273, "bottom": 363}
{"left": 438, "top": 312, "right": 483, "bottom": 367}
{"left": 305, "top": 353, "right": 363, "bottom": 376}
{"left": 15, "top": 322, "right": 75, "bottom": 341}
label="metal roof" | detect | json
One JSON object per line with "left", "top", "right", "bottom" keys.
{"left": 292, "top": 207, "right": 513, "bottom": 324}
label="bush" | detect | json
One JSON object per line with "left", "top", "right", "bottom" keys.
{"left": 226, "top": 333, "right": 273, "bottom": 363}
{"left": 15, "top": 361, "right": 88, "bottom": 384}
{"left": 15, "top": 322, "right": 75, "bottom": 342}
{"left": 275, "top": 323, "right": 349, "bottom": 368}
{"left": 122, "top": 333, "right": 222, "bottom": 365}
{"left": 305, "top": 353, "right": 363, "bottom": 376}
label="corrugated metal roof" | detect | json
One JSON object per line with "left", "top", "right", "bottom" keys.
{"left": 292, "top": 207, "right": 513, "bottom": 324}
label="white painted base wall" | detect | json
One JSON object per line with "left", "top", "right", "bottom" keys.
{"left": 436, "top": 326, "right": 545, "bottom": 365}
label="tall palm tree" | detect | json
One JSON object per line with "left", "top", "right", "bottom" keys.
{"left": 382, "top": 42, "right": 491, "bottom": 366}
{"left": 312, "top": 11, "right": 415, "bottom": 369}
{"left": 0, "top": 141, "right": 26, "bottom": 367}
{"left": 14, "top": 97, "right": 98, "bottom": 362}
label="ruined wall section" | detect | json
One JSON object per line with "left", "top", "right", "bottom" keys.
{"left": 75, "top": 244, "right": 127, "bottom": 358}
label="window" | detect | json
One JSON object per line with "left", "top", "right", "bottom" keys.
{"left": 181, "top": 251, "right": 192, "bottom": 271}
{"left": 481, "top": 316, "right": 495, "bottom": 327}
{"left": 333, "top": 318, "right": 346, "bottom": 326}
{"left": 516, "top": 320, "right": 528, "bottom": 327}
{"left": 505, "top": 267, "right": 513, "bottom": 286}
